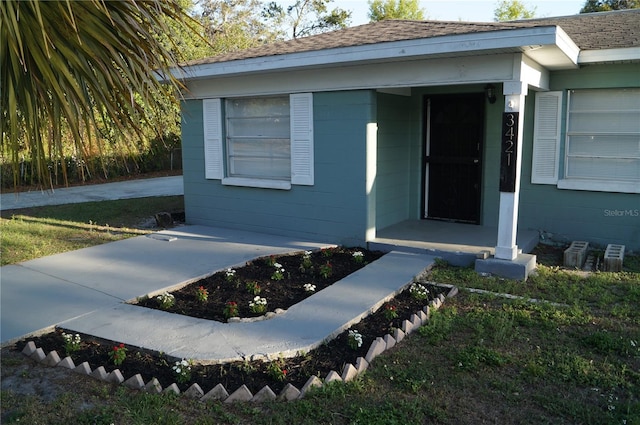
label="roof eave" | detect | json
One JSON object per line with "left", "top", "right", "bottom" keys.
{"left": 578, "top": 47, "right": 640, "bottom": 64}
{"left": 171, "top": 26, "right": 581, "bottom": 82}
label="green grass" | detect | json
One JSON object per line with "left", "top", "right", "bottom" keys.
{"left": 0, "top": 196, "right": 183, "bottom": 265}
{"left": 1, "top": 199, "right": 638, "bottom": 424}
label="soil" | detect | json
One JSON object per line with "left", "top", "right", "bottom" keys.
{"left": 11, "top": 248, "right": 447, "bottom": 395}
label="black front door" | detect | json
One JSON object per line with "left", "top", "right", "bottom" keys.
{"left": 424, "top": 94, "right": 484, "bottom": 224}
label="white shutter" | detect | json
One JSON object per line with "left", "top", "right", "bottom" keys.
{"left": 290, "top": 93, "right": 314, "bottom": 186}
{"left": 531, "top": 91, "right": 562, "bottom": 184}
{"left": 203, "top": 98, "right": 223, "bottom": 180}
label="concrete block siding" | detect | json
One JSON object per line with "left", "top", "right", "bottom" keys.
{"left": 519, "top": 185, "right": 639, "bottom": 250}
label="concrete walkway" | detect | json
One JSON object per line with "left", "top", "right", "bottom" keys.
{"left": 1, "top": 224, "right": 436, "bottom": 362}
{"left": 0, "top": 175, "right": 183, "bottom": 210}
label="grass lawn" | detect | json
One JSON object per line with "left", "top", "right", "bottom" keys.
{"left": 1, "top": 197, "right": 639, "bottom": 424}
{"left": 0, "top": 196, "right": 184, "bottom": 265}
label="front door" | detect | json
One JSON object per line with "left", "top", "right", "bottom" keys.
{"left": 424, "top": 94, "right": 484, "bottom": 224}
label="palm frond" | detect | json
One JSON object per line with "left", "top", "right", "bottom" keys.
{"left": 1, "top": 0, "right": 195, "bottom": 187}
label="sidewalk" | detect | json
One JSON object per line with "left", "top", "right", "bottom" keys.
{"left": 0, "top": 175, "right": 183, "bottom": 210}
{"left": 0, "top": 225, "right": 327, "bottom": 345}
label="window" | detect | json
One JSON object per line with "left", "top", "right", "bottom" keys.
{"left": 203, "top": 93, "right": 314, "bottom": 189}
{"left": 226, "top": 96, "right": 291, "bottom": 180}
{"left": 532, "top": 88, "right": 640, "bottom": 193}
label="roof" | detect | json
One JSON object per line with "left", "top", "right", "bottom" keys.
{"left": 515, "top": 9, "right": 640, "bottom": 50}
{"left": 186, "top": 9, "right": 640, "bottom": 67}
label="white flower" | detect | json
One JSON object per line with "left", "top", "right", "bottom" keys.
{"left": 409, "top": 283, "right": 429, "bottom": 300}
{"left": 303, "top": 283, "right": 316, "bottom": 292}
{"left": 249, "top": 296, "right": 267, "bottom": 307}
{"left": 348, "top": 329, "right": 363, "bottom": 349}
{"left": 352, "top": 251, "right": 364, "bottom": 258}
{"left": 157, "top": 291, "right": 174, "bottom": 300}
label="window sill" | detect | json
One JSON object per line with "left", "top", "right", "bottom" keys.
{"left": 222, "top": 177, "right": 291, "bottom": 190}
{"left": 557, "top": 179, "right": 640, "bottom": 194}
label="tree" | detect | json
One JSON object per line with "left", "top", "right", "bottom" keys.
{"left": 580, "top": 0, "right": 640, "bottom": 12}
{"left": 368, "top": 0, "right": 425, "bottom": 22}
{"left": 1, "top": 0, "right": 200, "bottom": 187}
{"left": 494, "top": 0, "right": 537, "bottom": 21}
{"left": 263, "top": 0, "right": 351, "bottom": 39}
{"left": 200, "top": 0, "right": 283, "bottom": 51}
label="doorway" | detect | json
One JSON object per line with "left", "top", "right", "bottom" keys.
{"left": 424, "top": 93, "right": 484, "bottom": 224}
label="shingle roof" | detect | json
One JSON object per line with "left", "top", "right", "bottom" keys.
{"left": 514, "top": 9, "right": 640, "bottom": 50}
{"left": 186, "top": 9, "right": 640, "bottom": 66}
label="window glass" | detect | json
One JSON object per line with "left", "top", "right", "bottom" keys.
{"left": 566, "top": 89, "right": 640, "bottom": 182}
{"left": 226, "top": 97, "right": 290, "bottom": 180}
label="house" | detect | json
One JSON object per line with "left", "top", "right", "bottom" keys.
{"left": 173, "top": 10, "right": 640, "bottom": 278}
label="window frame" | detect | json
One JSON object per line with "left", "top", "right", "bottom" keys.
{"left": 559, "top": 88, "right": 640, "bottom": 194}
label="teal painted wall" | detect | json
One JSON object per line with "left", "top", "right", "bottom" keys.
{"left": 519, "top": 64, "right": 640, "bottom": 250}
{"left": 181, "top": 91, "right": 376, "bottom": 246}
{"left": 375, "top": 92, "right": 417, "bottom": 229}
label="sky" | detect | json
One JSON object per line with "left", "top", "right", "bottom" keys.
{"left": 338, "top": 0, "right": 587, "bottom": 25}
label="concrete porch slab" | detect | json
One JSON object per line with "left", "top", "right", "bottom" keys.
{"left": 369, "top": 220, "right": 539, "bottom": 267}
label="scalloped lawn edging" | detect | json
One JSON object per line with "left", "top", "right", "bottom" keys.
{"left": 20, "top": 287, "right": 458, "bottom": 403}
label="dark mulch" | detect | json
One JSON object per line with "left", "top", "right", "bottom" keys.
{"left": 135, "top": 247, "right": 384, "bottom": 321}
{"left": 14, "top": 248, "right": 447, "bottom": 395}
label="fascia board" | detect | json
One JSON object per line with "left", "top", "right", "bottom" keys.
{"left": 173, "top": 26, "right": 574, "bottom": 81}
{"left": 578, "top": 47, "right": 640, "bottom": 64}
{"left": 554, "top": 26, "right": 580, "bottom": 65}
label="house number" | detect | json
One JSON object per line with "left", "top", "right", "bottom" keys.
{"left": 499, "top": 112, "right": 519, "bottom": 192}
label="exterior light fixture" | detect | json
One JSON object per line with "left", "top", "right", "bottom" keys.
{"left": 485, "top": 84, "right": 497, "bottom": 104}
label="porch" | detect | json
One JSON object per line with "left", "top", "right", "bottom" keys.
{"left": 368, "top": 219, "right": 539, "bottom": 267}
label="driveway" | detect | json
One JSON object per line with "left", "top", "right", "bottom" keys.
{"left": 1, "top": 175, "right": 183, "bottom": 210}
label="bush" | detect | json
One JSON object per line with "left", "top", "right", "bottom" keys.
{"left": 1, "top": 133, "right": 182, "bottom": 189}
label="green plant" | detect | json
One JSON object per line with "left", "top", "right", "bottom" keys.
{"left": 223, "top": 301, "right": 239, "bottom": 319}
{"left": 172, "top": 359, "right": 192, "bottom": 384}
{"left": 266, "top": 358, "right": 288, "bottom": 382}
{"left": 196, "top": 286, "right": 208, "bottom": 303}
{"left": 108, "top": 343, "right": 127, "bottom": 366}
{"left": 300, "top": 250, "right": 313, "bottom": 271}
{"left": 352, "top": 250, "right": 364, "bottom": 263}
{"left": 319, "top": 261, "right": 332, "bottom": 279}
{"left": 348, "top": 329, "right": 363, "bottom": 350}
{"left": 225, "top": 268, "right": 237, "bottom": 283}
{"left": 245, "top": 281, "right": 261, "bottom": 295}
{"left": 383, "top": 304, "right": 398, "bottom": 321}
{"left": 265, "top": 255, "right": 276, "bottom": 267}
{"left": 271, "top": 262, "right": 285, "bottom": 280}
{"left": 156, "top": 291, "right": 175, "bottom": 310}
{"left": 249, "top": 296, "right": 267, "bottom": 314}
{"left": 61, "top": 333, "right": 81, "bottom": 356}
{"left": 409, "top": 283, "right": 429, "bottom": 300}
{"left": 321, "top": 247, "right": 335, "bottom": 258}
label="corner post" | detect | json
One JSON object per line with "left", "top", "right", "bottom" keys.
{"left": 495, "top": 81, "right": 527, "bottom": 260}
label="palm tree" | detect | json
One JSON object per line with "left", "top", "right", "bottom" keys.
{"left": 1, "top": 0, "right": 197, "bottom": 187}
